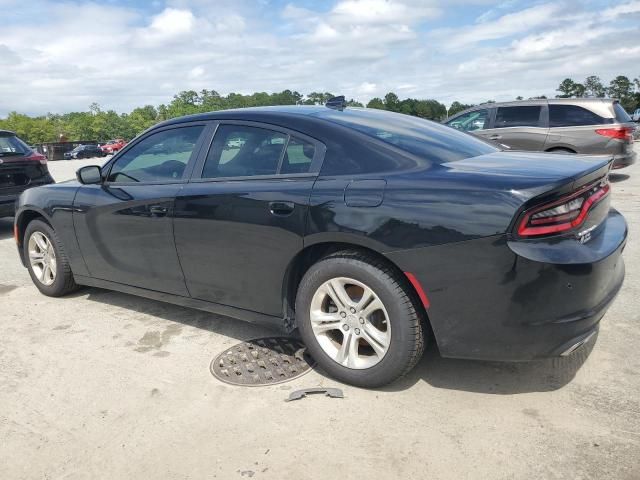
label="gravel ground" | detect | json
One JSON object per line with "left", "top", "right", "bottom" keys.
{"left": 0, "top": 150, "right": 639, "bottom": 479}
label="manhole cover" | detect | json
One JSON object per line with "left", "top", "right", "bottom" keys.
{"left": 210, "top": 337, "right": 316, "bottom": 386}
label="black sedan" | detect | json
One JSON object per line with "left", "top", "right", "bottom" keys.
{"left": 63, "top": 144, "right": 105, "bottom": 160}
{"left": 0, "top": 130, "right": 53, "bottom": 218}
{"left": 13, "top": 105, "right": 626, "bottom": 387}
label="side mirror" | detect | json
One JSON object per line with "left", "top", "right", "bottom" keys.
{"left": 76, "top": 165, "right": 102, "bottom": 184}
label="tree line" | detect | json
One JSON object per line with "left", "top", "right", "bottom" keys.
{"left": 1, "top": 74, "right": 638, "bottom": 145}
{"left": 555, "top": 75, "right": 640, "bottom": 112}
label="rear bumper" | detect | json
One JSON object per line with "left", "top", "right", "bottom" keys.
{"left": 0, "top": 175, "right": 55, "bottom": 217}
{"left": 0, "top": 195, "right": 17, "bottom": 217}
{"left": 612, "top": 149, "right": 636, "bottom": 169}
{"left": 385, "top": 209, "right": 627, "bottom": 361}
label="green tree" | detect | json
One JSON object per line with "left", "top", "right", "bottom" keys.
{"left": 383, "top": 92, "right": 400, "bottom": 112}
{"left": 584, "top": 75, "right": 606, "bottom": 97}
{"left": 556, "top": 78, "right": 582, "bottom": 98}
{"left": 366, "top": 97, "right": 385, "bottom": 109}
{"left": 448, "top": 101, "right": 473, "bottom": 117}
{"left": 608, "top": 75, "right": 637, "bottom": 111}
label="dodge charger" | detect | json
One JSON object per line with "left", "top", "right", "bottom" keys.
{"left": 14, "top": 102, "right": 627, "bottom": 387}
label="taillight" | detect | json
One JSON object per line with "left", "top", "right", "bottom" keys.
{"left": 595, "top": 127, "right": 633, "bottom": 142}
{"left": 517, "top": 180, "right": 610, "bottom": 237}
{"left": 24, "top": 152, "right": 47, "bottom": 165}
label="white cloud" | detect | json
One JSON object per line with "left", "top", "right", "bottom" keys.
{"left": 331, "top": 0, "right": 441, "bottom": 25}
{"left": 0, "top": 0, "right": 639, "bottom": 116}
{"left": 441, "top": 3, "right": 561, "bottom": 49}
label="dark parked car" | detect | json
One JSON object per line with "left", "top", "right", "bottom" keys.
{"left": 445, "top": 99, "right": 636, "bottom": 169}
{"left": 64, "top": 144, "right": 105, "bottom": 160}
{"left": 0, "top": 130, "right": 52, "bottom": 218}
{"left": 14, "top": 105, "right": 626, "bottom": 387}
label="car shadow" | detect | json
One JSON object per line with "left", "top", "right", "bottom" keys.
{"left": 0, "top": 217, "right": 14, "bottom": 240}
{"left": 74, "top": 286, "right": 596, "bottom": 395}
{"left": 83, "top": 287, "right": 278, "bottom": 343}
{"left": 382, "top": 335, "right": 596, "bottom": 395}
{"left": 609, "top": 173, "right": 630, "bottom": 183}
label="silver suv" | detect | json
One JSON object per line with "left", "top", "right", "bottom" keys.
{"left": 445, "top": 99, "right": 636, "bottom": 169}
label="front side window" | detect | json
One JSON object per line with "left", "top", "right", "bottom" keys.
{"left": 447, "top": 109, "right": 489, "bottom": 132}
{"left": 108, "top": 126, "right": 204, "bottom": 183}
{"left": 202, "top": 125, "right": 287, "bottom": 178}
{"left": 494, "top": 106, "right": 542, "bottom": 128}
{"left": 549, "top": 105, "right": 606, "bottom": 127}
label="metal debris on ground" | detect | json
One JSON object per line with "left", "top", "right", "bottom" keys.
{"left": 286, "top": 388, "right": 344, "bottom": 402}
{"left": 210, "top": 337, "right": 315, "bottom": 386}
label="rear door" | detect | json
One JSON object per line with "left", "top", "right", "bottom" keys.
{"left": 73, "top": 123, "right": 209, "bottom": 295}
{"left": 173, "top": 121, "right": 325, "bottom": 316}
{"left": 482, "top": 104, "right": 548, "bottom": 150}
{"left": 544, "top": 104, "right": 613, "bottom": 153}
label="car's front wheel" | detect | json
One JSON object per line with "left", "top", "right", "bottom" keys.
{"left": 296, "top": 251, "right": 425, "bottom": 388}
{"left": 24, "top": 219, "right": 79, "bottom": 297}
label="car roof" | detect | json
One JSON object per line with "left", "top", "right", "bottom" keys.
{"left": 150, "top": 105, "right": 422, "bottom": 144}
{"left": 154, "top": 105, "right": 413, "bottom": 134}
{"left": 157, "top": 105, "right": 339, "bottom": 126}
{"left": 449, "top": 98, "right": 617, "bottom": 120}
{"left": 0, "top": 129, "right": 16, "bottom": 136}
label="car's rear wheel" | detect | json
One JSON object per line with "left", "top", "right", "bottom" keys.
{"left": 24, "top": 219, "right": 79, "bottom": 297}
{"left": 296, "top": 251, "right": 425, "bottom": 388}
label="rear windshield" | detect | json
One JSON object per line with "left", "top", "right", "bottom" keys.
{"left": 613, "top": 102, "right": 632, "bottom": 123}
{"left": 0, "top": 134, "right": 30, "bottom": 157}
{"left": 313, "top": 108, "right": 497, "bottom": 164}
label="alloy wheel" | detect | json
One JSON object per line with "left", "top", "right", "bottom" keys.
{"left": 28, "top": 232, "right": 57, "bottom": 286}
{"left": 309, "top": 277, "right": 391, "bottom": 369}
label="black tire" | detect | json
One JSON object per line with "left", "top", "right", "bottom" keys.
{"left": 547, "top": 147, "right": 576, "bottom": 154}
{"left": 24, "top": 219, "right": 79, "bottom": 297}
{"left": 296, "top": 250, "right": 425, "bottom": 388}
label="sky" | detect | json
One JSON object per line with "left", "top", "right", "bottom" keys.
{"left": 0, "top": 0, "right": 639, "bottom": 116}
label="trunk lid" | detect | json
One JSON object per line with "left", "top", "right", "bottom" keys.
{"left": 446, "top": 150, "right": 611, "bottom": 201}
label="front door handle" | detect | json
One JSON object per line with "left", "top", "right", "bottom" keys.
{"left": 149, "top": 205, "right": 169, "bottom": 216}
{"left": 269, "top": 201, "right": 295, "bottom": 217}
{"left": 489, "top": 134, "right": 502, "bottom": 140}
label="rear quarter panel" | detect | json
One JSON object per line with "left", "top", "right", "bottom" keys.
{"left": 544, "top": 125, "right": 623, "bottom": 154}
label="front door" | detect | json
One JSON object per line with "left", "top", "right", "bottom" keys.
{"left": 174, "top": 122, "right": 324, "bottom": 316}
{"left": 73, "top": 124, "right": 208, "bottom": 295}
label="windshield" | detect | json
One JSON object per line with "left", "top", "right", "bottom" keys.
{"left": 313, "top": 108, "right": 497, "bottom": 164}
{"left": 0, "top": 134, "right": 30, "bottom": 157}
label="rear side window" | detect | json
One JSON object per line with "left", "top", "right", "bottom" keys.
{"left": 202, "top": 125, "right": 287, "bottom": 178}
{"left": 613, "top": 102, "right": 632, "bottom": 123}
{"left": 316, "top": 108, "right": 497, "bottom": 171}
{"left": 494, "top": 106, "right": 542, "bottom": 128}
{"left": 281, "top": 136, "right": 315, "bottom": 174}
{"left": 0, "top": 134, "right": 30, "bottom": 156}
{"left": 549, "top": 105, "right": 607, "bottom": 127}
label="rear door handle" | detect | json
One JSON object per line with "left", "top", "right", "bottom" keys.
{"left": 149, "top": 205, "right": 169, "bottom": 216}
{"left": 489, "top": 134, "right": 502, "bottom": 140}
{"left": 269, "top": 201, "right": 295, "bottom": 216}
